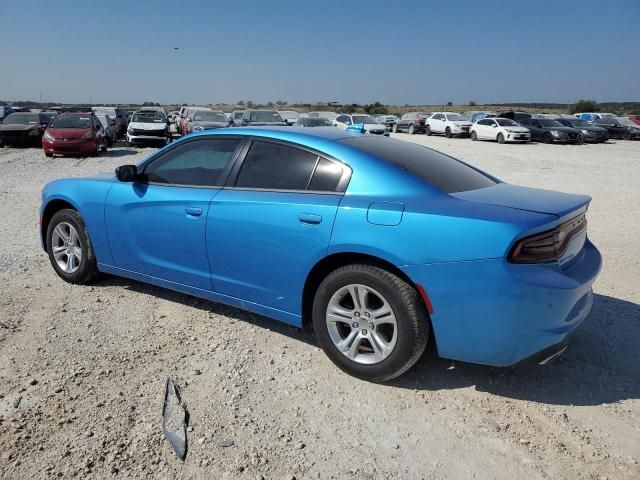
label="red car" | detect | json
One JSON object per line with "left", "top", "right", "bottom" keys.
{"left": 628, "top": 115, "right": 640, "bottom": 126}
{"left": 42, "top": 112, "right": 108, "bottom": 157}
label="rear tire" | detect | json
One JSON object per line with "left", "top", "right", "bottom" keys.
{"left": 497, "top": 133, "right": 505, "bottom": 144}
{"left": 45, "top": 151, "right": 53, "bottom": 157}
{"left": 46, "top": 209, "right": 99, "bottom": 284}
{"left": 470, "top": 131, "right": 478, "bottom": 141}
{"left": 425, "top": 125, "right": 432, "bottom": 136}
{"left": 312, "top": 264, "right": 429, "bottom": 382}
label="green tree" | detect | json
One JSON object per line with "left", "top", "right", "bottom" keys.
{"left": 364, "top": 101, "right": 388, "bottom": 115}
{"left": 237, "top": 100, "right": 245, "bottom": 106}
{"left": 246, "top": 100, "right": 254, "bottom": 108}
{"left": 468, "top": 101, "right": 477, "bottom": 106}
{"left": 446, "top": 101, "right": 453, "bottom": 107}
{"left": 571, "top": 99, "right": 598, "bottom": 114}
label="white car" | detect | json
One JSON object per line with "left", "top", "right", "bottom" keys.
{"left": 426, "top": 112, "right": 473, "bottom": 137}
{"left": 333, "top": 114, "right": 389, "bottom": 135}
{"left": 126, "top": 110, "right": 170, "bottom": 146}
{"left": 308, "top": 111, "right": 338, "bottom": 122}
{"left": 278, "top": 110, "right": 300, "bottom": 125}
{"left": 470, "top": 117, "right": 531, "bottom": 144}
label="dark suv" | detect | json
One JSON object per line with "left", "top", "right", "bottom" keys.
{"left": 392, "top": 112, "right": 430, "bottom": 134}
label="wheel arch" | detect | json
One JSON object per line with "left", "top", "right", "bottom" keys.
{"left": 40, "top": 198, "right": 78, "bottom": 252}
{"left": 301, "top": 252, "right": 432, "bottom": 328}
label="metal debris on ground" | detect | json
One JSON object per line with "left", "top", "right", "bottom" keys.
{"left": 162, "top": 378, "right": 189, "bottom": 461}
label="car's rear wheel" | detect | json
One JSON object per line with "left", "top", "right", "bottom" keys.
{"left": 470, "top": 131, "right": 478, "bottom": 141}
{"left": 312, "top": 264, "right": 429, "bottom": 382}
{"left": 408, "top": 124, "right": 415, "bottom": 135}
{"left": 497, "top": 133, "right": 505, "bottom": 144}
{"left": 45, "top": 151, "right": 53, "bottom": 157}
{"left": 425, "top": 125, "right": 432, "bottom": 136}
{"left": 445, "top": 127, "right": 452, "bottom": 138}
{"left": 46, "top": 209, "right": 98, "bottom": 284}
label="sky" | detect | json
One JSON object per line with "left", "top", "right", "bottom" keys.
{"left": 1, "top": 0, "right": 638, "bottom": 105}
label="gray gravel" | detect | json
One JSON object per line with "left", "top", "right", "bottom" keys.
{"left": 0, "top": 136, "right": 639, "bottom": 479}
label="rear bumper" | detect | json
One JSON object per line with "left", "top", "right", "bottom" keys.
{"left": 401, "top": 239, "right": 602, "bottom": 367}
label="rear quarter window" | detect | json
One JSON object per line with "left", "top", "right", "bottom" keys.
{"left": 339, "top": 136, "right": 497, "bottom": 193}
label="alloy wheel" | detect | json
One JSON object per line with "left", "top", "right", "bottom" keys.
{"left": 325, "top": 284, "right": 398, "bottom": 365}
{"left": 51, "top": 222, "right": 82, "bottom": 274}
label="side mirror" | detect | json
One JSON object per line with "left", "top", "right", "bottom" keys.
{"left": 491, "top": 124, "right": 497, "bottom": 128}
{"left": 115, "top": 164, "right": 138, "bottom": 182}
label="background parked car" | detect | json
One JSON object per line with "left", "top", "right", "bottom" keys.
{"left": 594, "top": 116, "right": 640, "bottom": 140}
{"left": 0, "top": 111, "right": 55, "bottom": 147}
{"left": 518, "top": 118, "right": 583, "bottom": 144}
{"left": 240, "top": 110, "right": 287, "bottom": 126}
{"left": 628, "top": 115, "right": 640, "bottom": 126}
{"left": 92, "top": 106, "right": 127, "bottom": 135}
{"left": 126, "top": 110, "right": 171, "bottom": 146}
{"left": 184, "top": 109, "right": 230, "bottom": 134}
{"left": 555, "top": 117, "right": 609, "bottom": 143}
{"left": 278, "top": 110, "right": 300, "bottom": 126}
{"left": 295, "top": 117, "right": 334, "bottom": 127}
{"left": 426, "top": 112, "right": 472, "bottom": 137}
{"left": 308, "top": 111, "right": 338, "bottom": 122}
{"left": 574, "top": 112, "right": 615, "bottom": 123}
{"left": 392, "top": 112, "right": 429, "bottom": 134}
{"left": 0, "top": 105, "right": 16, "bottom": 123}
{"left": 470, "top": 117, "right": 530, "bottom": 143}
{"left": 168, "top": 111, "right": 180, "bottom": 123}
{"left": 42, "top": 112, "right": 107, "bottom": 157}
{"left": 231, "top": 110, "right": 245, "bottom": 126}
{"left": 333, "top": 114, "right": 388, "bottom": 135}
{"left": 496, "top": 111, "right": 532, "bottom": 122}
{"left": 375, "top": 115, "right": 399, "bottom": 129}
{"left": 96, "top": 114, "right": 118, "bottom": 146}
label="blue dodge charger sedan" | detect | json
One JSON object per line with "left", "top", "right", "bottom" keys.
{"left": 40, "top": 127, "right": 601, "bottom": 381}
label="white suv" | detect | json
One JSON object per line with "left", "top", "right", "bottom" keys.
{"left": 470, "top": 117, "right": 530, "bottom": 144}
{"left": 426, "top": 112, "right": 472, "bottom": 137}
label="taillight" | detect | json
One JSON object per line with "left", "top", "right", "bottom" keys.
{"left": 508, "top": 213, "right": 587, "bottom": 264}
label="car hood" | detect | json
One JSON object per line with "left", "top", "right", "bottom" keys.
{"left": 193, "top": 121, "right": 228, "bottom": 129}
{"left": 541, "top": 126, "right": 578, "bottom": 133}
{"left": 129, "top": 122, "right": 165, "bottom": 129}
{"left": 452, "top": 183, "right": 591, "bottom": 218}
{"left": 503, "top": 126, "right": 529, "bottom": 132}
{"left": 46, "top": 127, "right": 90, "bottom": 139}
{"left": 0, "top": 124, "right": 39, "bottom": 132}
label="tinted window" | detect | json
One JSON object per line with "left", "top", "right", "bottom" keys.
{"left": 144, "top": 138, "right": 241, "bottom": 186}
{"left": 338, "top": 136, "right": 496, "bottom": 193}
{"left": 309, "top": 158, "right": 343, "bottom": 192}
{"left": 478, "top": 119, "right": 491, "bottom": 126}
{"left": 50, "top": 116, "right": 92, "bottom": 129}
{"left": 236, "top": 141, "right": 318, "bottom": 190}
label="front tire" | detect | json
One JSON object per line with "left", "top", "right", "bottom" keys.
{"left": 445, "top": 127, "right": 453, "bottom": 138}
{"left": 312, "top": 264, "right": 429, "bottom": 382}
{"left": 497, "top": 133, "right": 505, "bottom": 144}
{"left": 408, "top": 124, "right": 415, "bottom": 135}
{"left": 46, "top": 209, "right": 99, "bottom": 284}
{"left": 470, "top": 131, "right": 478, "bottom": 141}
{"left": 544, "top": 133, "right": 554, "bottom": 144}
{"left": 392, "top": 123, "right": 398, "bottom": 133}
{"left": 425, "top": 125, "right": 432, "bottom": 136}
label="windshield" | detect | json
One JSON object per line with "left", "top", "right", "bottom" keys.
{"left": 249, "top": 111, "right": 283, "bottom": 122}
{"left": 446, "top": 114, "right": 467, "bottom": 121}
{"left": 307, "top": 118, "right": 332, "bottom": 127}
{"left": 339, "top": 136, "right": 496, "bottom": 193}
{"left": 50, "top": 116, "right": 92, "bottom": 129}
{"left": 233, "top": 111, "right": 244, "bottom": 119}
{"left": 279, "top": 111, "right": 299, "bottom": 119}
{"left": 495, "top": 118, "right": 518, "bottom": 126}
{"left": 193, "top": 111, "right": 227, "bottom": 122}
{"left": 352, "top": 115, "right": 377, "bottom": 124}
{"left": 3, "top": 113, "right": 39, "bottom": 125}
{"left": 539, "top": 119, "right": 563, "bottom": 127}
{"left": 132, "top": 112, "right": 165, "bottom": 123}
{"left": 617, "top": 117, "right": 636, "bottom": 127}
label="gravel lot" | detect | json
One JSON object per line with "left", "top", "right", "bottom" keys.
{"left": 0, "top": 135, "right": 638, "bottom": 480}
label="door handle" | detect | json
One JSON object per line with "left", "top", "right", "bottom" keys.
{"left": 185, "top": 207, "right": 202, "bottom": 217}
{"left": 298, "top": 213, "right": 322, "bottom": 225}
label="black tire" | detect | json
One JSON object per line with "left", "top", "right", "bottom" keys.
{"left": 408, "top": 124, "right": 415, "bottom": 135}
{"left": 575, "top": 133, "right": 584, "bottom": 145}
{"left": 101, "top": 139, "right": 108, "bottom": 152}
{"left": 470, "top": 131, "right": 478, "bottom": 141}
{"left": 392, "top": 123, "right": 398, "bottom": 133}
{"left": 445, "top": 127, "right": 452, "bottom": 138}
{"left": 425, "top": 125, "right": 432, "bottom": 136}
{"left": 497, "top": 133, "right": 505, "bottom": 144}
{"left": 623, "top": 131, "right": 632, "bottom": 140}
{"left": 45, "top": 151, "right": 53, "bottom": 157}
{"left": 46, "top": 209, "right": 99, "bottom": 284}
{"left": 543, "top": 133, "right": 554, "bottom": 144}
{"left": 312, "top": 264, "right": 429, "bottom": 382}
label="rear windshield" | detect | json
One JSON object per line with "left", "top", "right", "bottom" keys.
{"left": 249, "top": 111, "right": 283, "bottom": 122}
{"left": 339, "top": 136, "right": 497, "bottom": 193}
{"left": 3, "top": 113, "right": 39, "bottom": 125}
{"left": 51, "top": 116, "right": 92, "bottom": 129}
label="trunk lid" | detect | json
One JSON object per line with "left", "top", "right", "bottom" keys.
{"left": 452, "top": 183, "right": 591, "bottom": 218}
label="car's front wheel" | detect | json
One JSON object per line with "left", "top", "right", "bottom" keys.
{"left": 408, "top": 124, "right": 415, "bottom": 135}
{"left": 445, "top": 127, "right": 452, "bottom": 138}
{"left": 497, "top": 133, "right": 505, "bottom": 144}
{"left": 470, "top": 131, "right": 478, "bottom": 141}
{"left": 46, "top": 209, "right": 99, "bottom": 284}
{"left": 392, "top": 123, "right": 398, "bottom": 133}
{"left": 425, "top": 125, "right": 432, "bottom": 136}
{"left": 312, "top": 264, "right": 429, "bottom": 382}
